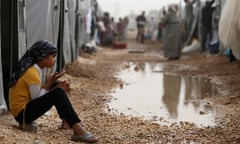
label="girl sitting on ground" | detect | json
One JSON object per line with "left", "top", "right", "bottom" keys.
{"left": 8, "top": 40, "right": 98, "bottom": 143}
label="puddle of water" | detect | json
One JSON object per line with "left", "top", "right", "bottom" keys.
{"left": 108, "top": 62, "right": 228, "bottom": 127}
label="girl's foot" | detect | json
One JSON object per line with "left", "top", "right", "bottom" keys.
{"left": 59, "top": 119, "right": 70, "bottom": 129}
{"left": 72, "top": 123, "right": 98, "bottom": 143}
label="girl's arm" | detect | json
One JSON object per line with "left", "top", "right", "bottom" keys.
{"left": 43, "top": 71, "right": 66, "bottom": 90}
{"left": 29, "top": 84, "right": 49, "bottom": 100}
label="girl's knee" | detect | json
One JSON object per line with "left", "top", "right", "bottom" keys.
{"left": 52, "top": 88, "right": 67, "bottom": 98}
{"left": 52, "top": 87, "right": 65, "bottom": 93}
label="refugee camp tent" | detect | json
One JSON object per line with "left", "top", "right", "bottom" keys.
{"left": 68, "top": 0, "right": 77, "bottom": 61}
{"left": 18, "top": 0, "right": 27, "bottom": 58}
{"left": 75, "top": 0, "right": 92, "bottom": 57}
{"left": 0, "top": 0, "right": 100, "bottom": 115}
{"left": 26, "top": 0, "right": 95, "bottom": 68}
{"left": 26, "top": 0, "right": 59, "bottom": 48}
{"left": 0, "top": 1, "right": 8, "bottom": 114}
{"left": 25, "top": 0, "right": 78, "bottom": 71}
{"left": 1, "top": 0, "right": 19, "bottom": 109}
{"left": 61, "top": 0, "right": 72, "bottom": 65}
{"left": 185, "top": 0, "right": 201, "bottom": 45}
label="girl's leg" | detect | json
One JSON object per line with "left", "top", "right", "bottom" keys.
{"left": 16, "top": 88, "right": 97, "bottom": 142}
{"left": 59, "top": 119, "right": 70, "bottom": 129}
{"left": 16, "top": 88, "right": 80, "bottom": 125}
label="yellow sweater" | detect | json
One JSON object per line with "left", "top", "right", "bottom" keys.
{"left": 9, "top": 66, "right": 41, "bottom": 117}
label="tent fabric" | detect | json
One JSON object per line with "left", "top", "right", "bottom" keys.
{"left": 26, "top": 0, "right": 53, "bottom": 47}
{"left": 0, "top": 14, "right": 8, "bottom": 113}
{"left": 26, "top": 0, "right": 60, "bottom": 47}
{"left": 75, "top": 8, "right": 82, "bottom": 58}
{"left": 51, "top": 0, "right": 61, "bottom": 45}
{"left": 18, "top": 1, "right": 27, "bottom": 58}
{"left": 79, "top": 0, "right": 91, "bottom": 16}
{"left": 68, "top": 0, "right": 77, "bottom": 61}
{"left": 75, "top": 0, "right": 91, "bottom": 57}
{"left": 26, "top": 0, "right": 60, "bottom": 74}
{"left": 62, "top": 0, "right": 72, "bottom": 64}
{"left": 219, "top": 0, "right": 240, "bottom": 59}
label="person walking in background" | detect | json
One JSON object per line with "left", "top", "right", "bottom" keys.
{"left": 96, "top": 16, "right": 106, "bottom": 46}
{"left": 8, "top": 40, "right": 98, "bottom": 143}
{"left": 102, "top": 12, "right": 113, "bottom": 46}
{"left": 116, "top": 18, "right": 124, "bottom": 41}
{"left": 162, "top": 6, "right": 181, "bottom": 60}
{"left": 159, "top": 8, "right": 168, "bottom": 42}
{"left": 136, "top": 11, "right": 147, "bottom": 43}
{"left": 201, "top": 0, "right": 215, "bottom": 52}
{"left": 122, "top": 16, "right": 129, "bottom": 42}
{"left": 110, "top": 17, "right": 118, "bottom": 41}
{"left": 148, "top": 16, "right": 159, "bottom": 43}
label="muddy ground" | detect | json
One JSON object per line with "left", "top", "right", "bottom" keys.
{"left": 1, "top": 32, "right": 240, "bottom": 144}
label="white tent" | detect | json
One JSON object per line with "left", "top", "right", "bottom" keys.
{"left": 68, "top": 0, "right": 77, "bottom": 61}
{"left": 75, "top": 0, "right": 92, "bottom": 56}
{"left": 26, "top": 0, "right": 93, "bottom": 66}
{"left": 26, "top": 0, "right": 59, "bottom": 47}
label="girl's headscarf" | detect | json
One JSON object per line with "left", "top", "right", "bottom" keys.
{"left": 9, "top": 40, "right": 58, "bottom": 88}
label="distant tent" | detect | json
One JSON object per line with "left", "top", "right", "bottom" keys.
{"left": 75, "top": 0, "right": 92, "bottom": 57}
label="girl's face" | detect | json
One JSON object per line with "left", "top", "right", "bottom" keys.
{"left": 39, "top": 53, "right": 57, "bottom": 68}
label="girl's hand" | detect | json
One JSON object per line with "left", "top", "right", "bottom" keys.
{"left": 44, "top": 71, "right": 66, "bottom": 90}
{"left": 55, "top": 80, "right": 71, "bottom": 92}
{"left": 51, "top": 71, "right": 66, "bottom": 81}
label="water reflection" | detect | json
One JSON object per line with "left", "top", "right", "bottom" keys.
{"left": 162, "top": 75, "right": 180, "bottom": 119}
{"left": 109, "top": 62, "right": 228, "bottom": 127}
{"left": 163, "top": 75, "right": 216, "bottom": 126}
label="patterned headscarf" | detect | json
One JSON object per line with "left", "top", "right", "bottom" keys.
{"left": 9, "top": 40, "right": 58, "bottom": 87}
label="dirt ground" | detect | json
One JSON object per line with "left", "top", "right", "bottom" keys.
{"left": 1, "top": 31, "right": 240, "bottom": 144}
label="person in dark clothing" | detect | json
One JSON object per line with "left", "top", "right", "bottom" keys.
{"left": 136, "top": 11, "right": 146, "bottom": 43}
{"left": 201, "top": 0, "right": 215, "bottom": 52}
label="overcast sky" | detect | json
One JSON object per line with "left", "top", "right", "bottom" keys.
{"left": 97, "top": 0, "right": 181, "bottom": 18}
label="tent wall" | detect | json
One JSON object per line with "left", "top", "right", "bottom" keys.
{"left": 51, "top": 0, "right": 61, "bottom": 45}
{"left": 62, "top": 0, "right": 72, "bottom": 65}
{"left": 1, "top": 0, "right": 19, "bottom": 108}
{"left": 26, "top": 0, "right": 57, "bottom": 47}
{"left": 0, "top": 0, "right": 7, "bottom": 114}
{"left": 26, "top": 0, "right": 61, "bottom": 73}
{"left": 18, "top": 0, "right": 27, "bottom": 58}
{"left": 68, "top": 0, "right": 77, "bottom": 61}
{"left": 25, "top": 0, "right": 97, "bottom": 70}
{"left": 75, "top": 0, "right": 91, "bottom": 54}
